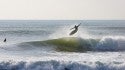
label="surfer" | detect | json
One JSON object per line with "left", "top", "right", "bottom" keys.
{"left": 69, "top": 23, "right": 81, "bottom": 35}
{"left": 64, "top": 67, "right": 70, "bottom": 70}
{"left": 4, "top": 38, "right": 6, "bottom": 42}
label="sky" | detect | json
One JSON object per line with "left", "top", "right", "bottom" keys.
{"left": 0, "top": 0, "right": 125, "bottom": 20}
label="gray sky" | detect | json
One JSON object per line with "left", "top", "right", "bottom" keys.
{"left": 0, "top": 0, "right": 125, "bottom": 20}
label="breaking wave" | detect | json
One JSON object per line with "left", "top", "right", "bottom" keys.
{"left": 1, "top": 36, "right": 125, "bottom": 52}
{"left": 25, "top": 36, "right": 125, "bottom": 52}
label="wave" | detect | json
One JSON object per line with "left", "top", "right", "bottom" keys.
{"left": 0, "top": 60, "right": 124, "bottom": 70}
{"left": 20, "top": 36, "right": 125, "bottom": 52}
{"left": 1, "top": 36, "right": 125, "bottom": 52}
{"left": 18, "top": 37, "right": 99, "bottom": 52}
{"left": 0, "top": 30, "right": 50, "bottom": 36}
{"left": 96, "top": 36, "right": 125, "bottom": 51}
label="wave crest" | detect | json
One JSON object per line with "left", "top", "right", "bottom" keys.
{"left": 97, "top": 36, "right": 125, "bottom": 51}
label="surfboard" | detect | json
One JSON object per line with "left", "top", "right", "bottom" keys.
{"left": 69, "top": 29, "right": 78, "bottom": 35}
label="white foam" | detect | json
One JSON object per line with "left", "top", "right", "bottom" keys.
{"left": 0, "top": 52, "right": 125, "bottom": 70}
{"left": 96, "top": 36, "right": 125, "bottom": 51}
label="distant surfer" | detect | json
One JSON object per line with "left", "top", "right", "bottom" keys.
{"left": 69, "top": 23, "right": 81, "bottom": 35}
{"left": 64, "top": 67, "right": 70, "bottom": 70}
{"left": 4, "top": 38, "right": 6, "bottom": 42}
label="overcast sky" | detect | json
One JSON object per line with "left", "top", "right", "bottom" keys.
{"left": 0, "top": 0, "right": 125, "bottom": 20}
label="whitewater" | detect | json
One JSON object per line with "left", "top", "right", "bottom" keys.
{"left": 0, "top": 20, "right": 125, "bottom": 70}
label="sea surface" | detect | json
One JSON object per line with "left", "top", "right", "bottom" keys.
{"left": 0, "top": 20, "right": 125, "bottom": 70}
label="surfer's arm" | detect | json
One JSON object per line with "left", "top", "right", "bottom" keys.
{"left": 77, "top": 23, "right": 81, "bottom": 27}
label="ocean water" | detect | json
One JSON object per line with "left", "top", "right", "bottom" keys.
{"left": 0, "top": 20, "right": 125, "bottom": 70}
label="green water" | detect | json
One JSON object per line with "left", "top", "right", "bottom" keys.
{"left": 24, "top": 37, "right": 100, "bottom": 52}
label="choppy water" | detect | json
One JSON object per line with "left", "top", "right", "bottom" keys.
{"left": 0, "top": 20, "right": 125, "bottom": 70}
